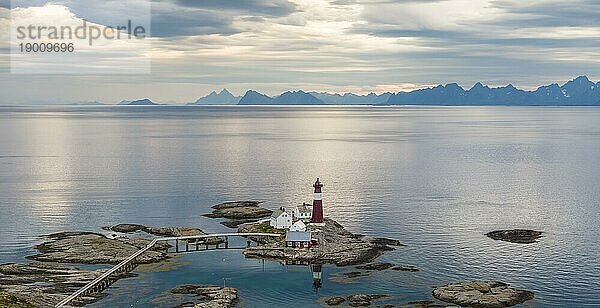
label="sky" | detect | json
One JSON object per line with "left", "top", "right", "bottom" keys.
{"left": 0, "top": 0, "right": 598, "bottom": 104}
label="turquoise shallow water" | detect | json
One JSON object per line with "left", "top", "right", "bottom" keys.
{"left": 0, "top": 105, "right": 599, "bottom": 306}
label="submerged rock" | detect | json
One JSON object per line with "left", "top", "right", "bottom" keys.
{"left": 392, "top": 265, "right": 419, "bottom": 272}
{"left": 402, "top": 300, "right": 443, "bottom": 307}
{"left": 485, "top": 230, "right": 542, "bottom": 244}
{"left": 328, "top": 271, "right": 370, "bottom": 284}
{"left": 170, "top": 284, "right": 238, "bottom": 308}
{"left": 242, "top": 218, "right": 403, "bottom": 266}
{"left": 344, "top": 271, "right": 370, "bottom": 278}
{"left": 355, "top": 262, "right": 394, "bottom": 271}
{"left": 432, "top": 281, "right": 534, "bottom": 307}
{"left": 347, "top": 294, "right": 388, "bottom": 307}
{"left": 27, "top": 232, "right": 169, "bottom": 265}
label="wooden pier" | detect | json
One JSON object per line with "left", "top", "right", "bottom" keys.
{"left": 55, "top": 232, "right": 281, "bottom": 308}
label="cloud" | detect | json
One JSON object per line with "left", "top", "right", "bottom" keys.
{"left": 151, "top": 3, "right": 237, "bottom": 37}
{"left": 8, "top": 4, "right": 151, "bottom": 74}
{"left": 331, "top": 0, "right": 446, "bottom": 4}
{"left": 174, "top": 0, "right": 297, "bottom": 17}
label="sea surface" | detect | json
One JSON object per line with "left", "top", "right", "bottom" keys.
{"left": 0, "top": 105, "right": 599, "bottom": 307}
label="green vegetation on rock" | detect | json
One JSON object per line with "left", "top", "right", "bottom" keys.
{"left": 0, "top": 292, "right": 35, "bottom": 308}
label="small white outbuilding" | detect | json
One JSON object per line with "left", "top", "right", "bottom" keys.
{"left": 289, "top": 220, "right": 307, "bottom": 232}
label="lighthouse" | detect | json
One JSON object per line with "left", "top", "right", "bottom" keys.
{"left": 310, "top": 178, "right": 324, "bottom": 224}
{"left": 311, "top": 263, "right": 323, "bottom": 292}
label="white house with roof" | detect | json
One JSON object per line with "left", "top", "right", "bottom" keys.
{"left": 270, "top": 207, "right": 292, "bottom": 229}
{"left": 294, "top": 203, "right": 312, "bottom": 220}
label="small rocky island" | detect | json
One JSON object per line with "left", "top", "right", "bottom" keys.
{"left": 239, "top": 218, "right": 404, "bottom": 266}
{"left": 485, "top": 229, "right": 543, "bottom": 244}
{"left": 28, "top": 231, "right": 170, "bottom": 264}
{"left": 322, "top": 294, "right": 389, "bottom": 307}
{"left": 433, "top": 281, "right": 535, "bottom": 307}
{"left": 203, "top": 201, "right": 272, "bottom": 228}
{"left": 168, "top": 285, "right": 238, "bottom": 308}
{"left": 202, "top": 181, "right": 405, "bottom": 267}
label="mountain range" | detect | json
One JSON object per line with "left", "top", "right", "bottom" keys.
{"left": 189, "top": 89, "right": 240, "bottom": 105}
{"left": 118, "top": 98, "right": 158, "bottom": 106}
{"left": 111, "top": 76, "right": 600, "bottom": 106}
{"left": 384, "top": 76, "right": 599, "bottom": 106}
{"left": 310, "top": 92, "right": 392, "bottom": 105}
{"left": 238, "top": 90, "right": 324, "bottom": 105}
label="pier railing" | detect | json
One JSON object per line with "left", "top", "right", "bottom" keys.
{"left": 55, "top": 232, "right": 281, "bottom": 308}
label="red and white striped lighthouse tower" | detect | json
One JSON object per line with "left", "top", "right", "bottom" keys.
{"left": 311, "top": 178, "right": 324, "bottom": 224}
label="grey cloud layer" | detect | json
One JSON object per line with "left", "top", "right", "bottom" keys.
{"left": 174, "top": 0, "right": 297, "bottom": 17}
{"left": 1, "top": 0, "right": 598, "bottom": 104}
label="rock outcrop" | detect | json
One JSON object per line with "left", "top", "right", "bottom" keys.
{"left": 103, "top": 224, "right": 224, "bottom": 245}
{"left": 485, "top": 230, "right": 542, "bottom": 244}
{"left": 170, "top": 285, "right": 238, "bottom": 308}
{"left": 0, "top": 262, "right": 130, "bottom": 307}
{"left": 347, "top": 294, "right": 388, "bottom": 307}
{"left": 323, "top": 296, "right": 346, "bottom": 306}
{"left": 432, "top": 281, "right": 534, "bottom": 307}
{"left": 321, "top": 294, "right": 388, "bottom": 307}
{"left": 104, "top": 223, "right": 146, "bottom": 233}
{"left": 203, "top": 201, "right": 272, "bottom": 228}
{"left": 27, "top": 232, "right": 170, "bottom": 264}
{"left": 1, "top": 224, "right": 229, "bottom": 307}
{"left": 204, "top": 201, "right": 272, "bottom": 219}
{"left": 0, "top": 291, "right": 35, "bottom": 308}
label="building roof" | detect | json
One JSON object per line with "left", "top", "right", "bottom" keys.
{"left": 285, "top": 231, "right": 311, "bottom": 242}
{"left": 290, "top": 220, "right": 307, "bottom": 231}
{"left": 271, "top": 208, "right": 286, "bottom": 218}
{"left": 296, "top": 203, "right": 312, "bottom": 214}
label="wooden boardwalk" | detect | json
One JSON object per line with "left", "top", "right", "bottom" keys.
{"left": 55, "top": 232, "right": 281, "bottom": 308}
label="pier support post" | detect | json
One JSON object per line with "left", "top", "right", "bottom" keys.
{"left": 175, "top": 239, "right": 179, "bottom": 253}
{"left": 186, "top": 240, "right": 189, "bottom": 252}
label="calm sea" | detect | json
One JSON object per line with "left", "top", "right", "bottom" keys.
{"left": 0, "top": 106, "right": 599, "bottom": 307}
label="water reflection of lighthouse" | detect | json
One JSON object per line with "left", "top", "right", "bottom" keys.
{"left": 311, "top": 264, "right": 322, "bottom": 292}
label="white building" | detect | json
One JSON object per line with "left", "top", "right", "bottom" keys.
{"left": 294, "top": 203, "right": 312, "bottom": 220}
{"left": 289, "top": 220, "right": 307, "bottom": 232}
{"left": 270, "top": 207, "right": 292, "bottom": 229}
